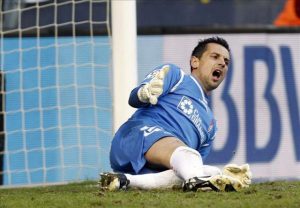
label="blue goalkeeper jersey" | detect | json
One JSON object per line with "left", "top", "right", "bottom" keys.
{"left": 110, "top": 63, "right": 217, "bottom": 174}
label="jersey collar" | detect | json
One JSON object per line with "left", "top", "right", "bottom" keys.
{"left": 190, "top": 75, "right": 208, "bottom": 106}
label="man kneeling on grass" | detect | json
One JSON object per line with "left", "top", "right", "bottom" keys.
{"left": 99, "top": 36, "right": 252, "bottom": 192}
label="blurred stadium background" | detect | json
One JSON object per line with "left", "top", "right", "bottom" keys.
{"left": 0, "top": 0, "right": 300, "bottom": 187}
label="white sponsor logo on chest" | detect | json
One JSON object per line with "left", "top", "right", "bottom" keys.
{"left": 177, "top": 96, "right": 205, "bottom": 140}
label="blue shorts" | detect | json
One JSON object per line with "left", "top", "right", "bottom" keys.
{"left": 109, "top": 119, "right": 175, "bottom": 174}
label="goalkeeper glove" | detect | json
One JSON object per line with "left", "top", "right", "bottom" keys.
{"left": 222, "top": 163, "right": 252, "bottom": 188}
{"left": 138, "top": 66, "right": 170, "bottom": 105}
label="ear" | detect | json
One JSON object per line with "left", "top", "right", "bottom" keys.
{"left": 190, "top": 56, "right": 199, "bottom": 70}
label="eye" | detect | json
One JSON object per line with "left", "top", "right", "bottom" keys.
{"left": 224, "top": 59, "right": 230, "bottom": 66}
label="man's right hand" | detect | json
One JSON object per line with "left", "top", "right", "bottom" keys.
{"left": 138, "top": 66, "right": 169, "bottom": 105}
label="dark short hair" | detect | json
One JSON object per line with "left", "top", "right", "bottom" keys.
{"left": 191, "top": 36, "right": 230, "bottom": 59}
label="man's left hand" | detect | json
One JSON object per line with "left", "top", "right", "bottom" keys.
{"left": 222, "top": 163, "right": 252, "bottom": 188}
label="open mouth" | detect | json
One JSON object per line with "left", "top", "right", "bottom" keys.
{"left": 212, "top": 69, "right": 222, "bottom": 79}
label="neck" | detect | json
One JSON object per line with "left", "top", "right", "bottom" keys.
{"left": 190, "top": 74, "right": 210, "bottom": 96}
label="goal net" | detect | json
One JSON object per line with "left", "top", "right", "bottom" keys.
{"left": 0, "top": 0, "right": 112, "bottom": 187}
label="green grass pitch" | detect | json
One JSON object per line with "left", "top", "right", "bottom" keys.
{"left": 1, "top": 180, "right": 300, "bottom": 208}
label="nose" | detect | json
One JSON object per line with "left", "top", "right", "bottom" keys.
{"left": 218, "top": 58, "right": 226, "bottom": 68}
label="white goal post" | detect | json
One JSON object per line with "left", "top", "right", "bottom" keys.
{"left": 111, "top": 0, "right": 137, "bottom": 132}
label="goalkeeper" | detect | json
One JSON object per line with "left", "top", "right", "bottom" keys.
{"left": 100, "top": 36, "right": 252, "bottom": 192}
